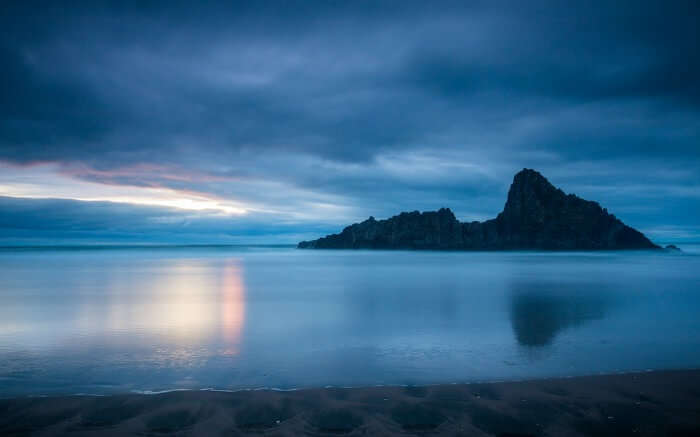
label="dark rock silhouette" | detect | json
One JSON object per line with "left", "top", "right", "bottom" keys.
{"left": 298, "top": 169, "right": 659, "bottom": 250}
{"left": 665, "top": 244, "right": 681, "bottom": 252}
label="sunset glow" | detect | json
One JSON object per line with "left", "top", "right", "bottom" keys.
{"left": 0, "top": 163, "right": 248, "bottom": 215}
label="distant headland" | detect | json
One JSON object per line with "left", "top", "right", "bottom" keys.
{"left": 298, "top": 169, "right": 660, "bottom": 250}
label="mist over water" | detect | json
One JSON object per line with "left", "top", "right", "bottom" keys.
{"left": 0, "top": 246, "right": 699, "bottom": 396}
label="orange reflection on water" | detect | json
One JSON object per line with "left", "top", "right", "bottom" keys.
{"left": 220, "top": 264, "right": 246, "bottom": 355}
{"left": 153, "top": 262, "right": 218, "bottom": 342}
{"left": 84, "top": 259, "right": 248, "bottom": 358}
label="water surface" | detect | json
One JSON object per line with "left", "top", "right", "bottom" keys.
{"left": 1, "top": 246, "right": 699, "bottom": 396}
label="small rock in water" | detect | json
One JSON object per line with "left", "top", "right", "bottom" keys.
{"left": 665, "top": 244, "right": 681, "bottom": 251}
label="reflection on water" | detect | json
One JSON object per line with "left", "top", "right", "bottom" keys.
{"left": 509, "top": 283, "right": 609, "bottom": 347}
{"left": 0, "top": 255, "right": 248, "bottom": 383}
{"left": 1, "top": 247, "right": 700, "bottom": 395}
{"left": 220, "top": 264, "right": 246, "bottom": 353}
{"left": 81, "top": 260, "right": 246, "bottom": 348}
{"left": 149, "top": 262, "right": 219, "bottom": 342}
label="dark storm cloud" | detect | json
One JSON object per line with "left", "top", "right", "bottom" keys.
{"left": 0, "top": 0, "right": 698, "bottom": 242}
{"left": 3, "top": 0, "right": 696, "bottom": 162}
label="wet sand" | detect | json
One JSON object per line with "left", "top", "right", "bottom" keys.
{"left": 2, "top": 369, "right": 700, "bottom": 436}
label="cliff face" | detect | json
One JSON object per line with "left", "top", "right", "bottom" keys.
{"left": 493, "top": 169, "right": 657, "bottom": 250}
{"left": 298, "top": 169, "right": 659, "bottom": 250}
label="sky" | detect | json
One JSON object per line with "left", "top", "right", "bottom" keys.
{"left": 1, "top": 0, "right": 698, "bottom": 244}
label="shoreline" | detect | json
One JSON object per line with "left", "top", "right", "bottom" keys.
{"left": 12, "top": 366, "right": 697, "bottom": 399}
{"left": 2, "top": 369, "right": 700, "bottom": 436}
{"left": 5, "top": 367, "right": 695, "bottom": 400}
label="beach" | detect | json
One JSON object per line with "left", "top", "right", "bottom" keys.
{"left": 2, "top": 369, "right": 700, "bottom": 436}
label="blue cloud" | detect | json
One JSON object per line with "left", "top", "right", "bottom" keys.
{"left": 0, "top": 1, "right": 698, "bottom": 244}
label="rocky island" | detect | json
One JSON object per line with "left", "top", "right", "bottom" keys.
{"left": 298, "top": 169, "right": 659, "bottom": 250}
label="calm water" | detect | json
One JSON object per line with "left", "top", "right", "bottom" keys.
{"left": 0, "top": 246, "right": 699, "bottom": 396}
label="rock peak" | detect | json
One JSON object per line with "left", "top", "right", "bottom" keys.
{"left": 508, "top": 168, "right": 558, "bottom": 199}
{"left": 502, "top": 168, "right": 562, "bottom": 219}
{"left": 513, "top": 168, "right": 549, "bottom": 183}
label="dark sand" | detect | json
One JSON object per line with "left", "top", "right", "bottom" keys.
{"left": 2, "top": 370, "right": 700, "bottom": 436}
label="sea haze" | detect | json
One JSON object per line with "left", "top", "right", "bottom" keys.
{"left": 0, "top": 246, "right": 699, "bottom": 396}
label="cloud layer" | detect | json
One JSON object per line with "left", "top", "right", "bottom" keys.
{"left": 1, "top": 1, "right": 699, "bottom": 243}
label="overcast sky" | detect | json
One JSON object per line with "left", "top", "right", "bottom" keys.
{"left": 1, "top": 0, "right": 698, "bottom": 244}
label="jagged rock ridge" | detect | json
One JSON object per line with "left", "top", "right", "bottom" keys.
{"left": 298, "top": 169, "right": 659, "bottom": 250}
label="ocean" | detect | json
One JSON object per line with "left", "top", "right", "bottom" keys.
{"left": 0, "top": 245, "right": 699, "bottom": 396}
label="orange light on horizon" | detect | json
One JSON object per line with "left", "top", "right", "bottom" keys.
{"left": 0, "top": 162, "right": 248, "bottom": 215}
